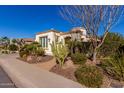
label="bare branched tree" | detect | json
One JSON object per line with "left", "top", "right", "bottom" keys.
{"left": 60, "top": 5, "right": 124, "bottom": 63}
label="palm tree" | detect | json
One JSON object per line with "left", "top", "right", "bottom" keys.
{"left": 0, "top": 37, "right": 10, "bottom": 50}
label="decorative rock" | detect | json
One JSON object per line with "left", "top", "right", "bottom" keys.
{"left": 36, "top": 56, "right": 43, "bottom": 62}
{"left": 110, "top": 80, "right": 124, "bottom": 88}
{"left": 26, "top": 56, "right": 32, "bottom": 62}
{"left": 64, "top": 58, "right": 74, "bottom": 69}
{"left": 26, "top": 56, "right": 36, "bottom": 63}
{"left": 101, "top": 75, "right": 112, "bottom": 88}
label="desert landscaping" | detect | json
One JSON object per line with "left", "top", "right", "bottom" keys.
{"left": 0, "top": 5, "right": 124, "bottom": 88}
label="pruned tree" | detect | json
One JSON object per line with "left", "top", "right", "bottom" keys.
{"left": 12, "top": 39, "right": 25, "bottom": 50}
{"left": 60, "top": 5, "right": 124, "bottom": 63}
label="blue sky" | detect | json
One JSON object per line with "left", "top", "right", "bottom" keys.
{"left": 0, "top": 5, "right": 124, "bottom": 38}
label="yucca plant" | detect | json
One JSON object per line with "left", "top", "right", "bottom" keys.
{"left": 101, "top": 51, "right": 124, "bottom": 81}
{"left": 51, "top": 42, "right": 69, "bottom": 67}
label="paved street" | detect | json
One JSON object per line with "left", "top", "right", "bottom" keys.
{"left": 0, "top": 66, "right": 16, "bottom": 88}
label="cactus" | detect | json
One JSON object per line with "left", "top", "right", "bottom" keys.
{"left": 51, "top": 42, "right": 69, "bottom": 67}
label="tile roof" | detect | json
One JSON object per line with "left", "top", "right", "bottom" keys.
{"left": 21, "top": 38, "right": 34, "bottom": 42}
{"left": 37, "top": 30, "right": 62, "bottom": 35}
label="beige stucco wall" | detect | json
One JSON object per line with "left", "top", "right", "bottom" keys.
{"left": 35, "top": 29, "right": 88, "bottom": 55}
{"left": 35, "top": 32, "right": 60, "bottom": 55}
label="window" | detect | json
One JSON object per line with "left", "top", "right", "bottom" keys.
{"left": 55, "top": 35, "right": 59, "bottom": 42}
{"left": 40, "top": 36, "right": 48, "bottom": 48}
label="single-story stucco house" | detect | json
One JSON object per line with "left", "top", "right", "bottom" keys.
{"left": 35, "top": 27, "right": 89, "bottom": 55}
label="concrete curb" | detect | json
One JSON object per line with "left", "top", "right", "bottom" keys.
{"left": 0, "top": 54, "right": 83, "bottom": 88}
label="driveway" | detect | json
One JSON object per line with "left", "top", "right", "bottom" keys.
{"left": 0, "top": 66, "right": 15, "bottom": 88}
{"left": 0, "top": 54, "right": 83, "bottom": 88}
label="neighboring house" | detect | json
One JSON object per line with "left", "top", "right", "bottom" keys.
{"left": 35, "top": 27, "right": 89, "bottom": 55}
{"left": 20, "top": 38, "right": 35, "bottom": 44}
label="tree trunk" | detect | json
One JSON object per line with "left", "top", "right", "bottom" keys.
{"left": 71, "top": 42, "right": 74, "bottom": 55}
{"left": 93, "top": 49, "right": 97, "bottom": 63}
{"left": 92, "top": 31, "right": 109, "bottom": 63}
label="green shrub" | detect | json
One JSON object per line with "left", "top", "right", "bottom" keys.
{"left": 117, "top": 45, "right": 124, "bottom": 57}
{"left": 101, "top": 52, "right": 124, "bottom": 81}
{"left": 1, "top": 50, "right": 9, "bottom": 54}
{"left": 19, "top": 44, "right": 30, "bottom": 58}
{"left": 66, "top": 40, "right": 92, "bottom": 56}
{"left": 19, "top": 43, "right": 45, "bottom": 58}
{"left": 75, "top": 65, "right": 103, "bottom": 87}
{"left": 36, "top": 47, "right": 45, "bottom": 56}
{"left": 98, "top": 32, "right": 124, "bottom": 57}
{"left": 71, "top": 52, "right": 87, "bottom": 65}
{"left": 8, "top": 44, "right": 18, "bottom": 51}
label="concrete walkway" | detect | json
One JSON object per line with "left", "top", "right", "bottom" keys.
{"left": 0, "top": 54, "right": 83, "bottom": 88}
